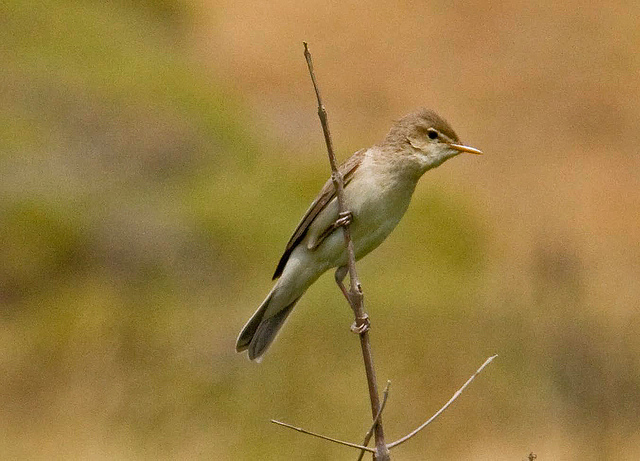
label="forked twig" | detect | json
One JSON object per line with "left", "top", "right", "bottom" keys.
{"left": 271, "top": 419, "right": 376, "bottom": 453}
{"left": 357, "top": 380, "right": 391, "bottom": 461}
{"left": 387, "top": 355, "right": 498, "bottom": 449}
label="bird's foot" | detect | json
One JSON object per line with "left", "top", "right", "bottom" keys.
{"left": 350, "top": 314, "right": 370, "bottom": 334}
{"left": 308, "top": 212, "right": 353, "bottom": 251}
{"left": 335, "top": 211, "right": 353, "bottom": 228}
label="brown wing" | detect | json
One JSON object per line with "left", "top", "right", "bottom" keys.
{"left": 272, "top": 149, "right": 365, "bottom": 280}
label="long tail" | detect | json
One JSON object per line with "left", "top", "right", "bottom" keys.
{"left": 236, "top": 289, "right": 301, "bottom": 361}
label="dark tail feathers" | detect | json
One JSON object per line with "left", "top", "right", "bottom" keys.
{"left": 236, "top": 292, "right": 300, "bottom": 361}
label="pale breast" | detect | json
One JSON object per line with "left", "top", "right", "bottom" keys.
{"left": 296, "top": 149, "right": 419, "bottom": 273}
{"left": 344, "top": 152, "right": 417, "bottom": 259}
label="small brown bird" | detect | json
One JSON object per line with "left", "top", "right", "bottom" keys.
{"left": 236, "top": 109, "right": 482, "bottom": 361}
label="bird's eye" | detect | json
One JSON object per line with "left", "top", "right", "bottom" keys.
{"left": 427, "top": 128, "right": 438, "bottom": 140}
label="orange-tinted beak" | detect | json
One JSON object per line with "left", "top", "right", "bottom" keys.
{"left": 449, "top": 143, "right": 483, "bottom": 155}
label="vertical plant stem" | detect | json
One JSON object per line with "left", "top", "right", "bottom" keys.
{"left": 303, "top": 42, "right": 390, "bottom": 461}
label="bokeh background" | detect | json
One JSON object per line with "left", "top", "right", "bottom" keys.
{"left": 2, "top": 1, "right": 640, "bottom": 459}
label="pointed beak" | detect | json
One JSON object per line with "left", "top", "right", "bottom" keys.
{"left": 449, "top": 143, "right": 483, "bottom": 155}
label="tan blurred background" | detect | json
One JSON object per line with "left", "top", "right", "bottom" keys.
{"left": 1, "top": 1, "right": 640, "bottom": 459}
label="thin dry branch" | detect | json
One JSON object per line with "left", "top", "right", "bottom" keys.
{"left": 291, "top": 42, "right": 495, "bottom": 461}
{"left": 357, "top": 381, "right": 391, "bottom": 461}
{"left": 387, "top": 354, "right": 498, "bottom": 449}
{"left": 271, "top": 420, "right": 376, "bottom": 453}
{"left": 303, "top": 42, "right": 390, "bottom": 461}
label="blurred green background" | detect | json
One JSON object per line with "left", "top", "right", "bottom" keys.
{"left": 2, "top": 1, "right": 640, "bottom": 459}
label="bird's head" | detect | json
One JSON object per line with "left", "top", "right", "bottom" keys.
{"left": 383, "top": 109, "right": 482, "bottom": 173}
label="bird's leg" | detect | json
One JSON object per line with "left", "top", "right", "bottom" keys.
{"left": 334, "top": 265, "right": 370, "bottom": 334}
{"left": 308, "top": 211, "right": 353, "bottom": 251}
{"left": 334, "top": 265, "right": 350, "bottom": 302}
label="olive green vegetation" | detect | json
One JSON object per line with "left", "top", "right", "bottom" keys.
{"left": 2, "top": 2, "right": 640, "bottom": 460}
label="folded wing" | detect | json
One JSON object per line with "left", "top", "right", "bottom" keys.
{"left": 272, "top": 149, "right": 365, "bottom": 280}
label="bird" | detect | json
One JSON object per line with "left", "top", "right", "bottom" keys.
{"left": 236, "top": 109, "right": 482, "bottom": 361}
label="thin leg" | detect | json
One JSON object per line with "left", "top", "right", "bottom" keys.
{"left": 334, "top": 265, "right": 350, "bottom": 302}
{"left": 335, "top": 265, "right": 370, "bottom": 334}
